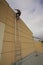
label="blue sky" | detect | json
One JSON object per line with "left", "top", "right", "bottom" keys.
{"left": 6, "top": 0, "right": 43, "bottom": 39}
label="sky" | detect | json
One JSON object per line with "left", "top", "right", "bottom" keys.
{"left": 6, "top": 0, "right": 43, "bottom": 40}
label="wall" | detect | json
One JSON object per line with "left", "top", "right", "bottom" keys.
{"left": 34, "top": 41, "right": 43, "bottom": 53}
{"left": 0, "top": 0, "right": 43, "bottom": 65}
{"left": 20, "top": 21, "right": 35, "bottom": 58}
{"left": 0, "top": 22, "right": 5, "bottom": 62}
{"left": 0, "top": 0, "right": 15, "bottom": 65}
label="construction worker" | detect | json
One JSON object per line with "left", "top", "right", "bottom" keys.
{"left": 15, "top": 9, "right": 21, "bottom": 20}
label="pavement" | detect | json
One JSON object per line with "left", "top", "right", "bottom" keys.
{"left": 12, "top": 52, "right": 43, "bottom": 65}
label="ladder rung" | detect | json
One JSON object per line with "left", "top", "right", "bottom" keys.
{"left": 15, "top": 48, "right": 21, "bottom": 49}
{"left": 15, "top": 50, "right": 21, "bottom": 51}
{"left": 15, "top": 52, "right": 21, "bottom": 54}
{"left": 15, "top": 46, "right": 21, "bottom": 47}
{"left": 16, "top": 44, "right": 21, "bottom": 45}
{"left": 15, "top": 48, "right": 21, "bottom": 50}
{"left": 16, "top": 54, "right": 21, "bottom": 56}
{"left": 16, "top": 56, "right": 21, "bottom": 58}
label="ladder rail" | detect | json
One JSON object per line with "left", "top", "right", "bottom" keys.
{"left": 14, "top": 17, "right": 22, "bottom": 64}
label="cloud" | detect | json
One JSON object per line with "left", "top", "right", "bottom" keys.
{"left": 6, "top": 0, "right": 43, "bottom": 39}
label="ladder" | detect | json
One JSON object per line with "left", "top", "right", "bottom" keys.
{"left": 15, "top": 18, "right": 22, "bottom": 65}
